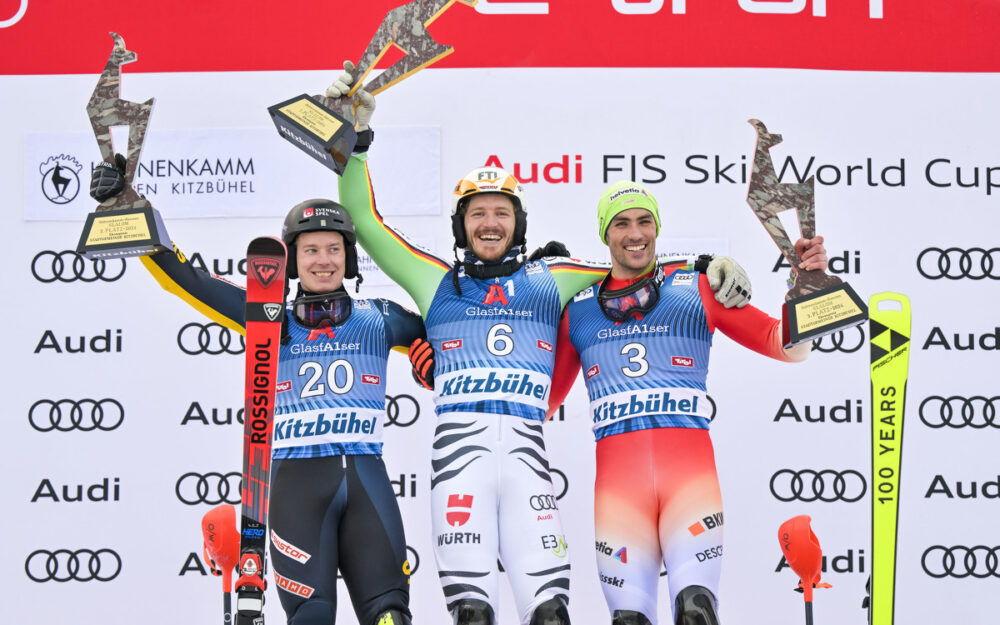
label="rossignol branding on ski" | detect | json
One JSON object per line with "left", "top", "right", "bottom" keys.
{"left": 867, "top": 292, "right": 911, "bottom": 625}
{"left": 236, "top": 237, "right": 287, "bottom": 625}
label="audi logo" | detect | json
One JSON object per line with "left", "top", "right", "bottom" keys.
{"left": 31, "top": 250, "right": 126, "bottom": 283}
{"left": 175, "top": 472, "right": 242, "bottom": 505}
{"left": 385, "top": 394, "right": 420, "bottom": 427}
{"left": 917, "top": 247, "right": 1000, "bottom": 280}
{"left": 25, "top": 548, "right": 121, "bottom": 582}
{"left": 529, "top": 494, "right": 559, "bottom": 511}
{"left": 29, "top": 398, "right": 124, "bottom": 432}
{"left": 550, "top": 467, "right": 569, "bottom": 501}
{"left": 177, "top": 323, "right": 245, "bottom": 355}
{"left": 920, "top": 395, "right": 1000, "bottom": 429}
{"left": 922, "top": 545, "right": 1000, "bottom": 579}
{"left": 769, "top": 469, "right": 867, "bottom": 503}
{"left": 811, "top": 326, "right": 865, "bottom": 353}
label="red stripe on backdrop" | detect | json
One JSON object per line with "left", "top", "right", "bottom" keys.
{"left": 0, "top": 0, "right": 998, "bottom": 74}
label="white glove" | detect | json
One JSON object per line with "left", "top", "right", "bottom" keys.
{"left": 325, "top": 60, "right": 375, "bottom": 130}
{"left": 706, "top": 255, "right": 752, "bottom": 308}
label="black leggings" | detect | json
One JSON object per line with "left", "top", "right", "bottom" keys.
{"left": 269, "top": 455, "right": 411, "bottom": 625}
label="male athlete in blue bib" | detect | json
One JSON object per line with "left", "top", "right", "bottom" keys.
{"left": 550, "top": 181, "right": 827, "bottom": 625}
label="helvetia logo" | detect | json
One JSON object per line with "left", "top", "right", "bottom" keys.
{"left": 39, "top": 155, "right": 82, "bottom": 204}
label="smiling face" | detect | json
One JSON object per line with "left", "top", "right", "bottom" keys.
{"left": 463, "top": 193, "right": 517, "bottom": 262}
{"left": 606, "top": 208, "right": 658, "bottom": 279}
{"left": 295, "top": 230, "right": 346, "bottom": 293}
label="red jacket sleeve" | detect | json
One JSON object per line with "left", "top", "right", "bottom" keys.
{"left": 547, "top": 308, "right": 582, "bottom": 419}
{"left": 697, "top": 274, "right": 797, "bottom": 362}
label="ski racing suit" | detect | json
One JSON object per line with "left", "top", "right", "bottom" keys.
{"left": 551, "top": 260, "right": 801, "bottom": 624}
{"left": 337, "top": 153, "right": 606, "bottom": 624}
{"left": 141, "top": 247, "right": 424, "bottom": 625}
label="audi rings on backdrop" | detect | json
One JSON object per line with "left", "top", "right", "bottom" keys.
{"left": 920, "top": 395, "right": 1000, "bottom": 429}
{"left": 177, "top": 322, "right": 245, "bottom": 355}
{"left": 25, "top": 548, "right": 122, "bottom": 582}
{"left": 31, "top": 250, "right": 126, "bottom": 283}
{"left": 917, "top": 247, "right": 1000, "bottom": 280}
{"left": 175, "top": 471, "right": 242, "bottom": 505}
{"left": 29, "top": 398, "right": 124, "bottom": 432}
{"left": 811, "top": 326, "right": 865, "bottom": 353}
{"left": 384, "top": 394, "right": 420, "bottom": 427}
{"left": 922, "top": 545, "right": 1000, "bottom": 579}
{"left": 769, "top": 469, "right": 867, "bottom": 503}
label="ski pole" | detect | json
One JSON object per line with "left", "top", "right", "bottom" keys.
{"left": 202, "top": 504, "right": 241, "bottom": 625}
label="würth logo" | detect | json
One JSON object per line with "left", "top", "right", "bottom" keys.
{"left": 446, "top": 494, "right": 473, "bottom": 527}
{"left": 249, "top": 258, "right": 281, "bottom": 288}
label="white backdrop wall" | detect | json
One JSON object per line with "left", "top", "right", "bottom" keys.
{"left": 3, "top": 3, "right": 998, "bottom": 625}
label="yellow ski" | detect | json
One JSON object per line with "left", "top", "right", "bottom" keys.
{"left": 868, "top": 292, "right": 911, "bottom": 625}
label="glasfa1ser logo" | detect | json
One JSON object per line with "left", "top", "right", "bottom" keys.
{"left": 31, "top": 250, "right": 126, "bottom": 283}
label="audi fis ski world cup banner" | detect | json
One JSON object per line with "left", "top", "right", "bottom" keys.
{"left": 4, "top": 1, "right": 999, "bottom": 624}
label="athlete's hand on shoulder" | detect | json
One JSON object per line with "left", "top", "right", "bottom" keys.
{"left": 90, "top": 152, "right": 127, "bottom": 202}
{"left": 409, "top": 337, "right": 435, "bottom": 391}
{"left": 706, "top": 255, "right": 752, "bottom": 308}
{"left": 325, "top": 60, "right": 375, "bottom": 131}
{"left": 795, "top": 236, "right": 828, "bottom": 272}
{"left": 528, "top": 240, "right": 571, "bottom": 262}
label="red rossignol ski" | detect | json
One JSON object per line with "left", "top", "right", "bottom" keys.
{"left": 235, "top": 237, "right": 287, "bottom": 625}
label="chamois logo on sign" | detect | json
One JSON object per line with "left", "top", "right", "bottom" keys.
{"left": 249, "top": 258, "right": 281, "bottom": 288}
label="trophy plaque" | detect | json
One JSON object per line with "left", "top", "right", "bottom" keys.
{"left": 269, "top": 0, "right": 477, "bottom": 173}
{"left": 746, "top": 119, "right": 868, "bottom": 348}
{"left": 77, "top": 32, "right": 169, "bottom": 259}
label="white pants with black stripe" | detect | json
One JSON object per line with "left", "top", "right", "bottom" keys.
{"left": 430, "top": 412, "right": 570, "bottom": 625}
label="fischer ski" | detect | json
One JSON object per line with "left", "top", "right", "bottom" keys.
{"left": 236, "top": 237, "right": 288, "bottom": 625}
{"left": 866, "top": 292, "right": 911, "bottom": 625}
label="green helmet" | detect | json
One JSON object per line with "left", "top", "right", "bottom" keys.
{"left": 596, "top": 181, "right": 661, "bottom": 244}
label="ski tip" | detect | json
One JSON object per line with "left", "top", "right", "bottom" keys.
{"left": 247, "top": 236, "right": 287, "bottom": 256}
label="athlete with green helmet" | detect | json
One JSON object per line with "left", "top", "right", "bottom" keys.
{"left": 549, "top": 180, "right": 827, "bottom": 625}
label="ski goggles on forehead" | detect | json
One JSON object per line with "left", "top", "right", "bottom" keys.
{"left": 292, "top": 291, "right": 352, "bottom": 328}
{"left": 597, "top": 265, "right": 664, "bottom": 323}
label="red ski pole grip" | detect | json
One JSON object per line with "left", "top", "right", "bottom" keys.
{"left": 778, "top": 515, "right": 824, "bottom": 603}
{"left": 201, "top": 504, "right": 241, "bottom": 592}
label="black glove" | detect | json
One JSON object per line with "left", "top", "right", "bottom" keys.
{"left": 409, "top": 338, "right": 434, "bottom": 390}
{"left": 527, "top": 240, "right": 570, "bottom": 262}
{"left": 90, "top": 153, "right": 127, "bottom": 202}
